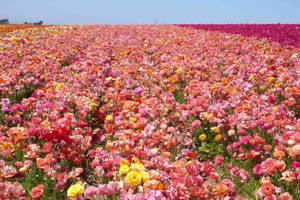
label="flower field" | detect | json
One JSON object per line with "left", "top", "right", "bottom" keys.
{"left": 178, "top": 24, "right": 300, "bottom": 48}
{"left": 0, "top": 25, "right": 299, "bottom": 199}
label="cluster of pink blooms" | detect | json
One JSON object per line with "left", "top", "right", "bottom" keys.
{"left": 0, "top": 24, "right": 299, "bottom": 199}
{"left": 178, "top": 24, "right": 300, "bottom": 48}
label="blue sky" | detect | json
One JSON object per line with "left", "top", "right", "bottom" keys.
{"left": 1, "top": 0, "right": 300, "bottom": 25}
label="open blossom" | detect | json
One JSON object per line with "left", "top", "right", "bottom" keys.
{"left": 30, "top": 184, "right": 45, "bottom": 199}
{"left": 125, "top": 171, "right": 142, "bottom": 187}
{"left": 261, "top": 182, "right": 275, "bottom": 197}
{"left": 281, "top": 171, "right": 296, "bottom": 183}
{"left": 212, "top": 182, "right": 230, "bottom": 196}
{"left": 67, "top": 182, "right": 85, "bottom": 198}
{"left": 253, "top": 164, "right": 263, "bottom": 176}
{"left": 214, "top": 156, "right": 224, "bottom": 166}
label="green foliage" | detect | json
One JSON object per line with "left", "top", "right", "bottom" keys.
{"left": 1, "top": 83, "right": 42, "bottom": 104}
{"left": 173, "top": 89, "right": 186, "bottom": 104}
{"left": 20, "top": 164, "right": 67, "bottom": 199}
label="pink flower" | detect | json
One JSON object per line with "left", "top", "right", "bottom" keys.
{"left": 261, "top": 158, "right": 277, "bottom": 175}
{"left": 31, "top": 117, "right": 42, "bottom": 125}
{"left": 214, "top": 156, "right": 224, "bottom": 166}
{"left": 134, "top": 87, "right": 143, "bottom": 96}
{"left": 221, "top": 179, "right": 236, "bottom": 195}
{"left": 239, "top": 169, "right": 250, "bottom": 183}
{"left": 253, "top": 164, "right": 263, "bottom": 176}
{"left": 186, "top": 163, "right": 200, "bottom": 176}
{"left": 189, "top": 120, "right": 201, "bottom": 131}
{"left": 167, "top": 182, "right": 190, "bottom": 200}
{"left": 84, "top": 186, "right": 98, "bottom": 198}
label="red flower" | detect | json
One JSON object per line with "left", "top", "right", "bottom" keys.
{"left": 41, "top": 126, "right": 72, "bottom": 144}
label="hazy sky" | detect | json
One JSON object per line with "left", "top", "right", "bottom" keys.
{"left": 1, "top": 0, "right": 300, "bottom": 25}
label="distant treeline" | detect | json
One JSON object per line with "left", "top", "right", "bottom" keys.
{"left": 0, "top": 19, "right": 43, "bottom": 25}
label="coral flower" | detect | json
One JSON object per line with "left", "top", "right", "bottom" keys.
{"left": 30, "top": 184, "right": 45, "bottom": 199}
{"left": 278, "top": 192, "right": 294, "bottom": 200}
{"left": 261, "top": 182, "right": 275, "bottom": 196}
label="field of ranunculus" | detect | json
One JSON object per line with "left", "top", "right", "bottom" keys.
{"left": 0, "top": 25, "right": 299, "bottom": 200}
{"left": 178, "top": 24, "right": 300, "bottom": 48}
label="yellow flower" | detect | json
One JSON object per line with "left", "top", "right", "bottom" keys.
{"left": 129, "top": 117, "right": 137, "bottom": 123}
{"left": 120, "top": 159, "right": 130, "bottom": 166}
{"left": 119, "top": 165, "right": 130, "bottom": 175}
{"left": 131, "top": 163, "right": 145, "bottom": 171}
{"left": 249, "top": 75, "right": 254, "bottom": 80}
{"left": 268, "top": 76, "right": 275, "bottom": 83}
{"left": 141, "top": 171, "right": 149, "bottom": 182}
{"left": 1, "top": 141, "right": 8, "bottom": 151}
{"left": 55, "top": 83, "right": 61, "bottom": 90}
{"left": 273, "top": 106, "right": 278, "bottom": 112}
{"left": 199, "top": 134, "right": 207, "bottom": 141}
{"left": 204, "top": 112, "right": 208, "bottom": 119}
{"left": 89, "top": 99, "right": 97, "bottom": 111}
{"left": 67, "top": 182, "right": 85, "bottom": 198}
{"left": 125, "top": 171, "right": 142, "bottom": 187}
{"left": 211, "top": 126, "right": 220, "bottom": 134}
{"left": 131, "top": 157, "right": 141, "bottom": 164}
{"left": 16, "top": 142, "right": 21, "bottom": 149}
{"left": 106, "top": 115, "right": 113, "bottom": 121}
{"left": 215, "top": 134, "right": 222, "bottom": 142}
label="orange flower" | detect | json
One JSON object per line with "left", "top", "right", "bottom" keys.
{"left": 167, "top": 84, "right": 176, "bottom": 92}
{"left": 221, "top": 79, "right": 228, "bottom": 86}
{"left": 273, "top": 151, "right": 286, "bottom": 160}
{"left": 212, "top": 182, "right": 229, "bottom": 196}
{"left": 261, "top": 182, "right": 275, "bottom": 196}
{"left": 14, "top": 135, "right": 25, "bottom": 144}
{"left": 167, "top": 76, "right": 176, "bottom": 84}
{"left": 147, "top": 68, "right": 153, "bottom": 75}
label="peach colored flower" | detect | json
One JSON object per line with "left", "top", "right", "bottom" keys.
{"left": 212, "top": 182, "right": 229, "bottom": 196}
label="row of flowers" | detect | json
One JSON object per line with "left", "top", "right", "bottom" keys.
{"left": 0, "top": 25, "right": 299, "bottom": 199}
{"left": 178, "top": 24, "right": 300, "bottom": 48}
